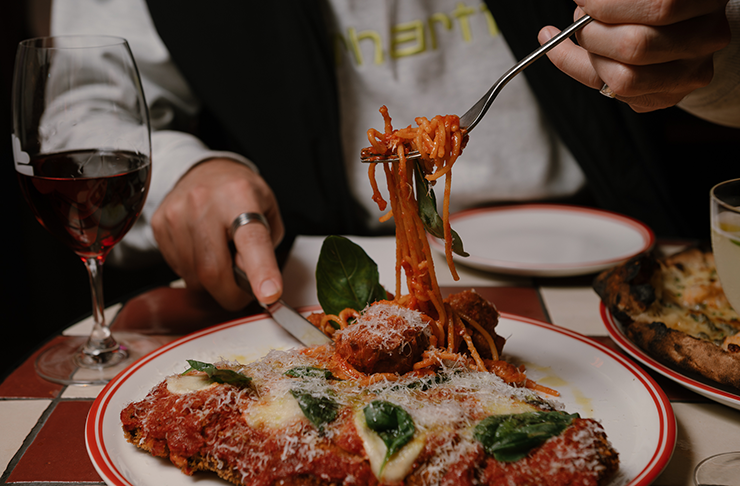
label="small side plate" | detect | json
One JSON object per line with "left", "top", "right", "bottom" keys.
{"left": 429, "top": 204, "right": 654, "bottom": 277}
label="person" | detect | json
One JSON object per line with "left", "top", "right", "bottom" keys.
{"left": 47, "top": 0, "right": 740, "bottom": 313}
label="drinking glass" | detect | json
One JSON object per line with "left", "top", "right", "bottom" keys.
{"left": 711, "top": 178, "right": 740, "bottom": 312}
{"left": 12, "top": 35, "right": 160, "bottom": 384}
{"left": 702, "top": 179, "right": 740, "bottom": 483}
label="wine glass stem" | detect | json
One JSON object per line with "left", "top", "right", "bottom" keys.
{"left": 81, "top": 256, "right": 122, "bottom": 363}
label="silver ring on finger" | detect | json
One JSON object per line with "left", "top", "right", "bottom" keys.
{"left": 229, "top": 212, "right": 270, "bottom": 240}
{"left": 599, "top": 83, "right": 616, "bottom": 99}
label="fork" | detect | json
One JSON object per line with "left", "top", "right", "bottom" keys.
{"left": 360, "top": 14, "right": 594, "bottom": 163}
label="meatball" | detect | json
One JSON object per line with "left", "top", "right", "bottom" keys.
{"left": 334, "top": 302, "right": 431, "bottom": 374}
{"left": 444, "top": 290, "right": 505, "bottom": 359}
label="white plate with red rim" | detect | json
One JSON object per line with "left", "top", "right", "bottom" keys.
{"left": 428, "top": 204, "right": 655, "bottom": 277}
{"left": 86, "top": 310, "right": 675, "bottom": 486}
{"left": 601, "top": 304, "right": 740, "bottom": 411}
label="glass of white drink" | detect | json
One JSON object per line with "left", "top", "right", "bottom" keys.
{"left": 696, "top": 180, "right": 740, "bottom": 485}
{"left": 711, "top": 178, "right": 740, "bottom": 312}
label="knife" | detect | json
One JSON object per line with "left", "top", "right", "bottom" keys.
{"left": 231, "top": 254, "right": 331, "bottom": 346}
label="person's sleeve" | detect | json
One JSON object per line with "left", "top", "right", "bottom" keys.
{"left": 677, "top": 0, "right": 740, "bottom": 128}
{"left": 47, "top": 0, "right": 258, "bottom": 266}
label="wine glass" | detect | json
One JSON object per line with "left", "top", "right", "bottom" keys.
{"left": 701, "top": 179, "right": 740, "bottom": 483}
{"left": 12, "top": 35, "right": 160, "bottom": 385}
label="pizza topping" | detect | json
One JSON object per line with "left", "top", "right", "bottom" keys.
{"left": 481, "top": 418, "right": 617, "bottom": 484}
{"left": 242, "top": 390, "right": 304, "bottom": 429}
{"left": 289, "top": 388, "right": 340, "bottom": 432}
{"left": 363, "top": 400, "right": 416, "bottom": 473}
{"left": 165, "top": 374, "right": 217, "bottom": 395}
{"left": 639, "top": 303, "right": 732, "bottom": 342}
{"left": 181, "top": 359, "right": 252, "bottom": 388}
{"left": 724, "top": 333, "right": 740, "bottom": 353}
{"left": 353, "top": 407, "right": 427, "bottom": 482}
{"left": 474, "top": 411, "right": 579, "bottom": 462}
{"left": 284, "top": 366, "right": 337, "bottom": 380}
{"left": 663, "top": 257, "right": 733, "bottom": 316}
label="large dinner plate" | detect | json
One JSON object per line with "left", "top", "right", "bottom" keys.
{"left": 428, "top": 204, "right": 655, "bottom": 277}
{"left": 87, "top": 311, "right": 675, "bottom": 486}
{"left": 601, "top": 304, "right": 740, "bottom": 411}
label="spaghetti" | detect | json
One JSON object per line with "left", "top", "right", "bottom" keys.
{"left": 315, "top": 106, "right": 554, "bottom": 396}
{"left": 364, "top": 106, "right": 464, "bottom": 327}
{"left": 360, "top": 106, "right": 550, "bottom": 390}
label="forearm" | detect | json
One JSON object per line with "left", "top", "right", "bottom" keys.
{"left": 678, "top": 0, "right": 740, "bottom": 128}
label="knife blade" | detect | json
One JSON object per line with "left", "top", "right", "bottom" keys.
{"left": 262, "top": 299, "right": 332, "bottom": 346}
{"left": 231, "top": 255, "right": 331, "bottom": 346}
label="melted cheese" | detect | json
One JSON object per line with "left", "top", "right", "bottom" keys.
{"left": 243, "top": 390, "right": 304, "bottom": 429}
{"left": 663, "top": 261, "right": 733, "bottom": 314}
{"left": 637, "top": 304, "right": 719, "bottom": 340}
{"left": 481, "top": 397, "right": 541, "bottom": 416}
{"left": 166, "top": 374, "right": 217, "bottom": 395}
{"left": 353, "top": 409, "right": 426, "bottom": 483}
{"left": 633, "top": 253, "right": 740, "bottom": 342}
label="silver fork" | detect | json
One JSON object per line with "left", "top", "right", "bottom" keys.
{"left": 360, "top": 14, "right": 593, "bottom": 163}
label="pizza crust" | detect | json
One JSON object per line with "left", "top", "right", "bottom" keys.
{"left": 626, "top": 320, "right": 740, "bottom": 389}
{"left": 594, "top": 247, "right": 740, "bottom": 390}
{"left": 592, "top": 252, "right": 661, "bottom": 322}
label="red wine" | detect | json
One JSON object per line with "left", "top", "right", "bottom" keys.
{"left": 17, "top": 149, "right": 151, "bottom": 259}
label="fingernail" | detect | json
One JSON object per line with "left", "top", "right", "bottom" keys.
{"left": 260, "top": 279, "right": 281, "bottom": 300}
{"left": 539, "top": 28, "right": 554, "bottom": 43}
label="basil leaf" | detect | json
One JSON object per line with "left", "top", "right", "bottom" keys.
{"left": 388, "top": 372, "right": 449, "bottom": 392}
{"left": 413, "top": 164, "right": 469, "bottom": 257}
{"left": 316, "top": 235, "right": 387, "bottom": 316}
{"left": 474, "top": 411, "right": 579, "bottom": 462}
{"left": 182, "top": 360, "right": 252, "bottom": 388}
{"left": 284, "top": 366, "right": 337, "bottom": 380}
{"left": 364, "top": 400, "right": 415, "bottom": 473}
{"left": 290, "top": 389, "right": 339, "bottom": 431}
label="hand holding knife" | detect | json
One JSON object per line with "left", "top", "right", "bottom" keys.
{"left": 229, "top": 219, "right": 331, "bottom": 347}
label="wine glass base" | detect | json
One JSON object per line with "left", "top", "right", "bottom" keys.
{"left": 35, "top": 332, "right": 166, "bottom": 385}
{"left": 694, "top": 451, "right": 740, "bottom": 486}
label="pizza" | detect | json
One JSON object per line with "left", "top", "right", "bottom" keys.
{"left": 121, "top": 293, "right": 620, "bottom": 486}
{"left": 594, "top": 246, "right": 740, "bottom": 389}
